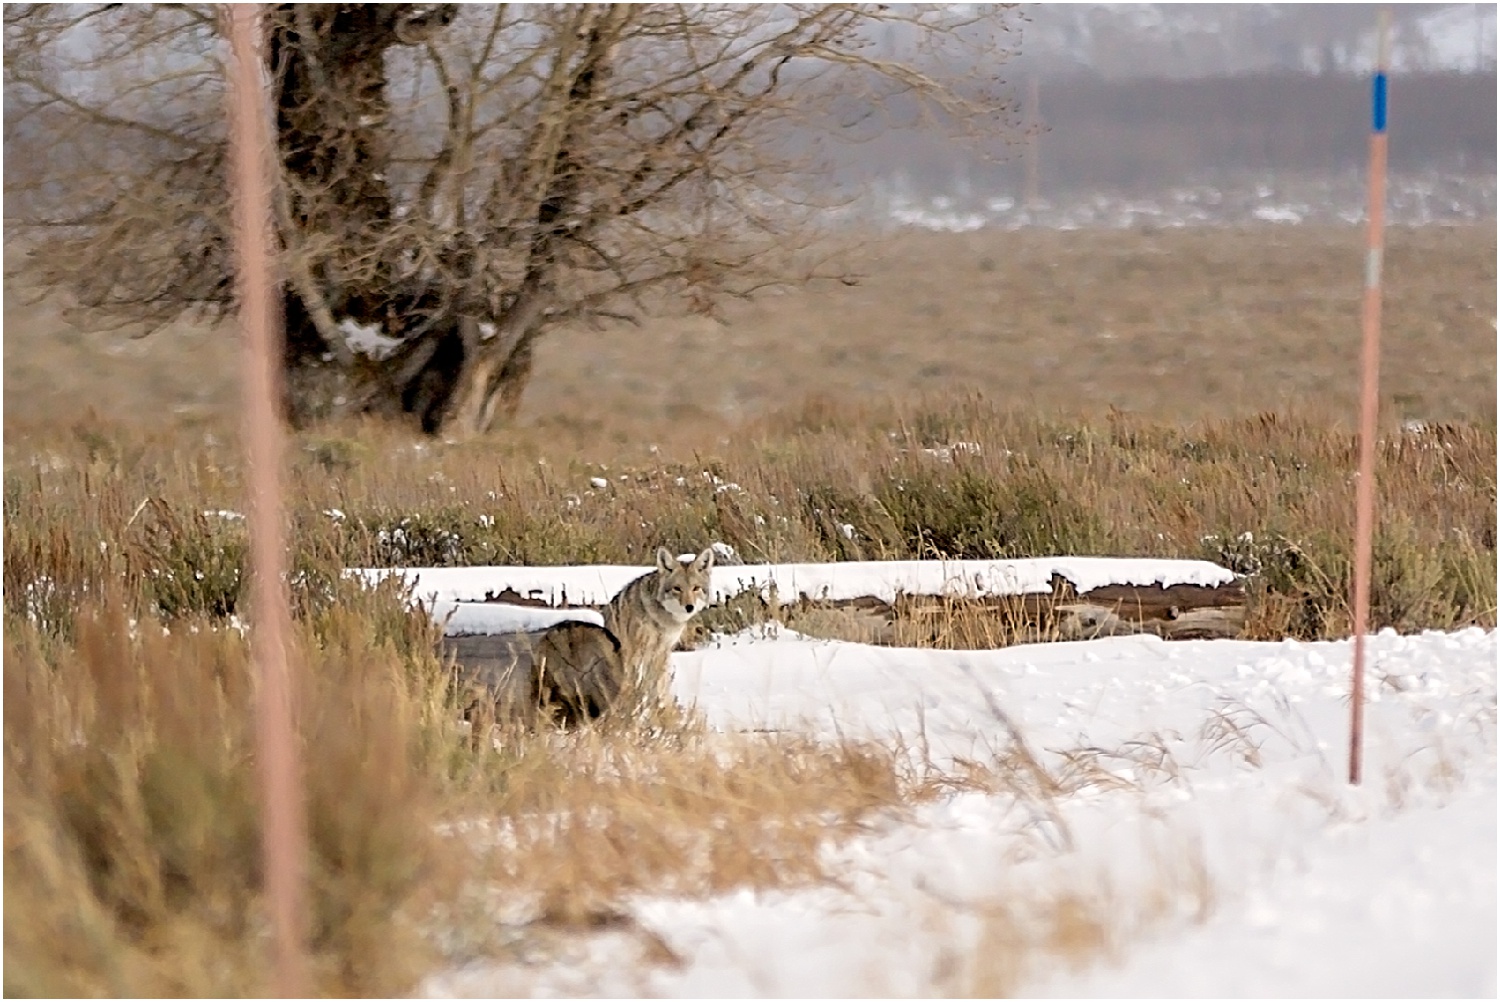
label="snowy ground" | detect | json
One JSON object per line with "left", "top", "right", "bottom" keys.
{"left": 424, "top": 624, "right": 1497, "bottom": 997}
{"left": 860, "top": 172, "right": 1495, "bottom": 233}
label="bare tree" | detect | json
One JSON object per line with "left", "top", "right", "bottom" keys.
{"left": 5, "top": 4, "right": 1019, "bottom": 436}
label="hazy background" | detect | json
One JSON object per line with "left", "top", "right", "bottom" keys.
{"left": 831, "top": 3, "right": 1496, "bottom": 225}
{"left": 6, "top": 3, "right": 1496, "bottom": 434}
{"left": 7, "top": 4, "right": 1496, "bottom": 226}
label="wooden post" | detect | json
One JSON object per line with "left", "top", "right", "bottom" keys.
{"left": 225, "top": 5, "right": 308, "bottom": 992}
{"left": 1349, "top": 8, "right": 1391, "bottom": 787}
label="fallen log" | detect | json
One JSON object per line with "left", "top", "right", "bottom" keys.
{"left": 792, "top": 573, "right": 1246, "bottom": 645}
{"left": 413, "top": 562, "right": 1247, "bottom": 648}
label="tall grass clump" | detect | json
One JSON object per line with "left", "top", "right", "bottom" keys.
{"left": 2, "top": 571, "right": 466, "bottom": 997}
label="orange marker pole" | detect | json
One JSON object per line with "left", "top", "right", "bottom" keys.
{"left": 225, "top": 5, "right": 308, "bottom": 992}
{"left": 1349, "top": 8, "right": 1391, "bottom": 787}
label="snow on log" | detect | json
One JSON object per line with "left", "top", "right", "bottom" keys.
{"left": 352, "top": 557, "right": 1247, "bottom": 642}
{"left": 429, "top": 600, "right": 603, "bottom": 637}
{"left": 353, "top": 557, "right": 1236, "bottom": 606}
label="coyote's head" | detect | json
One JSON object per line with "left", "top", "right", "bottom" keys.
{"left": 653, "top": 546, "right": 715, "bottom": 623}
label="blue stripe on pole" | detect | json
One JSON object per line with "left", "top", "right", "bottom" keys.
{"left": 1372, "top": 73, "right": 1388, "bottom": 133}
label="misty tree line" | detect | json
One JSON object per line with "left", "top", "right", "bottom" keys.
{"left": 824, "top": 70, "right": 1496, "bottom": 198}
{"left": 4, "top": 4, "right": 1019, "bottom": 437}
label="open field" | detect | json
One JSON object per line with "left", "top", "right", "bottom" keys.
{"left": 5, "top": 224, "right": 1496, "bottom": 440}
{"left": 533, "top": 223, "right": 1497, "bottom": 432}
{"left": 4, "top": 221, "right": 1495, "bottom": 996}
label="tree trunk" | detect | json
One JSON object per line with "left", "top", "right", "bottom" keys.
{"left": 491, "top": 338, "right": 538, "bottom": 425}
{"left": 442, "top": 355, "right": 503, "bottom": 438}
{"left": 417, "top": 331, "right": 539, "bottom": 438}
{"left": 264, "top": 4, "right": 555, "bottom": 438}
{"left": 265, "top": 4, "right": 487, "bottom": 436}
{"left": 278, "top": 303, "right": 543, "bottom": 437}
{"left": 271, "top": 5, "right": 401, "bottom": 292}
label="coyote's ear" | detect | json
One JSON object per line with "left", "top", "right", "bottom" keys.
{"left": 656, "top": 546, "right": 677, "bottom": 572}
{"left": 693, "top": 547, "right": 715, "bottom": 572}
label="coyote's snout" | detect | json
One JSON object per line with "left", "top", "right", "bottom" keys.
{"left": 447, "top": 545, "right": 716, "bottom": 728}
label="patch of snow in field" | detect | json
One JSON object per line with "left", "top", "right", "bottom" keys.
{"left": 423, "top": 626, "right": 1497, "bottom": 997}
{"left": 1251, "top": 205, "right": 1304, "bottom": 223}
{"left": 869, "top": 172, "right": 1495, "bottom": 232}
{"left": 353, "top": 556, "right": 1237, "bottom": 616}
{"left": 713, "top": 557, "right": 1235, "bottom": 606}
{"left": 890, "top": 205, "right": 988, "bottom": 232}
{"left": 675, "top": 625, "right": 1494, "bottom": 767}
{"left": 1034, "top": 793, "right": 1497, "bottom": 998}
{"left": 337, "top": 317, "right": 404, "bottom": 360}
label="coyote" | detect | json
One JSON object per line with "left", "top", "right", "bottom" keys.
{"left": 447, "top": 546, "right": 716, "bottom": 727}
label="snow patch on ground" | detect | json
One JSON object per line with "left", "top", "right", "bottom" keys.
{"left": 337, "top": 317, "right": 404, "bottom": 360}
{"left": 866, "top": 172, "right": 1495, "bottom": 232}
{"left": 1035, "top": 793, "right": 1497, "bottom": 998}
{"left": 423, "top": 626, "right": 1496, "bottom": 997}
{"left": 1251, "top": 205, "right": 1304, "bottom": 223}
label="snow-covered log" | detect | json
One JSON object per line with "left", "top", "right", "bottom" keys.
{"left": 355, "top": 557, "right": 1247, "bottom": 643}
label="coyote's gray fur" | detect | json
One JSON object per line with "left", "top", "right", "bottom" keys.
{"left": 603, "top": 546, "right": 716, "bottom": 704}
{"left": 446, "top": 546, "right": 715, "bottom": 726}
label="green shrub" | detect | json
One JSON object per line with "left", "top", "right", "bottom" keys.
{"left": 878, "top": 463, "right": 1105, "bottom": 559}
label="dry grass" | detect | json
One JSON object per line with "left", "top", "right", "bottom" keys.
{"left": 955, "top": 839, "right": 1217, "bottom": 998}
{"left": 532, "top": 224, "right": 1496, "bottom": 432}
{"left": 456, "top": 732, "right": 915, "bottom": 925}
{"left": 3, "top": 581, "right": 928, "bottom": 995}
{"left": 6, "top": 402, "right": 1494, "bottom": 643}
{"left": 6, "top": 226, "right": 1495, "bottom": 437}
{"left": 3, "top": 582, "right": 461, "bottom": 997}
{"left": 5, "top": 417, "right": 1487, "bottom": 994}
